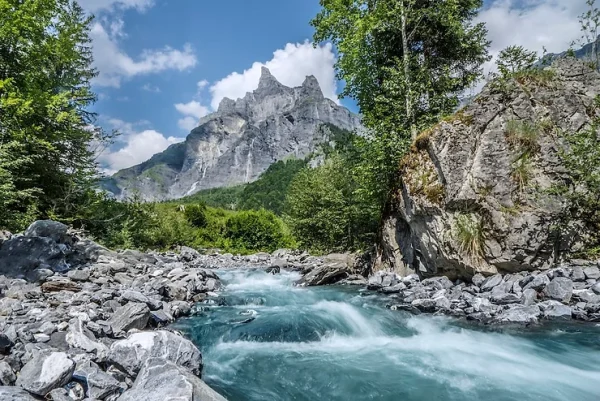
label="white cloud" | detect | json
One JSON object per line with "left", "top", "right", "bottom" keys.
{"left": 98, "top": 119, "right": 184, "bottom": 173}
{"left": 174, "top": 100, "right": 210, "bottom": 131}
{"left": 209, "top": 41, "right": 338, "bottom": 110}
{"left": 197, "top": 79, "right": 209, "bottom": 90}
{"left": 78, "top": 0, "right": 154, "bottom": 13}
{"left": 91, "top": 22, "right": 197, "bottom": 87}
{"left": 477, "top": 0, "right": 586, "bottom": 78}
{"left": 142, "top": 83, "right": 161, "bottom": 93}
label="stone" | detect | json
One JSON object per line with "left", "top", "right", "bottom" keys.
{"left": 67, "top": 269, "right": 91, "bottom": 282}
{"left": 108, "top": 330, "right": 202, "bottom": 377}
{"left": 495, "top": 305, "right": 541, "bottom": 324}
{"left": 573, "top": 289, "right": 600, "bottom": 303}
{"left": 73, "top": 360, "right": 123, "bottom": 400}
{"left": 481, "top": 274, "right": 503, "bottom": 292}
{"left": 540, "top": 301, "right": 572, "bottom": 320}
{"left": 433, "top": 296, "right": 451, "bottom": 310}
{"left": 108, "top": 302, "right": 150, "bottom": 334}
{"left": 65, "top": 318, "right": 108, "bottom": 360}
{"left": 524, "top": 274, "right": 550, "bottom": 291}
{"left": 41, "top": 280, "right": 82, "bottom": 293}
{"left": 571, "top": 266, "right": 586, "bottom": 282}
{"left": 471, "top": 273, "right": 485, "bottom": 287}
{"left": 16, "top": 351, "right": 75, "bottom": 396}
{"left": 491, "top": 292, "right": 522, "bottom": 305}
{"left": 0, "top": 333, "right": 13, "bottom": 354}
{"left": 0, "top": 387, "right": 38, "bottom": 400}
{"left": 118, "top": 358, "right": 226, "bottom": 401}
{"left": 297, "top": 264, "right": 348, "bottom": 286}
{"left": 583, "top": 266, "right": 600, "bottom": 280}
{"left": 592, "top": 282, "right": 600, "bottom": 295}
{"left": 24, "top": 220, "right": 70, "bottom": 243}
{"left": 0, "top": 361, "right": 15, "bottom": 385}
{"left": 379, "top": 283, "right": 407, "bottom": 294}
{"left": 411, "top": 298, "right": 437, "bottom": 313}
{"left": 543, "top": 277, "right": 573, "bottom": 303}
{"left": 522, "top": 289, "right": 538, "bottom": 306}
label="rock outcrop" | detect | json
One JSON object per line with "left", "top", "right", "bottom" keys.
{"left": 382, "top": 59, "right": 600, "bottom": 279}
{"left": 103, "top": 67, "right": 362, "bottom": 201}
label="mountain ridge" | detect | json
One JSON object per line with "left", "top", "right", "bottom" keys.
{"left": 103, "top": 68, "right": 362, "bottom": 201}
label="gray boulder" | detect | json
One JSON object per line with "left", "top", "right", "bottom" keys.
{"left": 109, "top": 330, "right": 202, "bottom": 377}
{"left": 481, "top": 274, "right": 502, "bottom": 292}
{"left": 0, "top": 361, "right": 15, "bottom": 385}
{"left": 118, "top": 358, "right": 226, "bottom": 401}
{"left": 298, "top": 264, "right": 348, "bottom": 286}
{"left": 471, "top": 273, "right": 485, "bottom": 287}
{"left": 24, "top": 220, "right": 70, "bottom": 244}
{"left": 15, "top": 351, "right": 75, "bottom": 396}
{"left": 543, "top": 277, "right": 573, "bottom": 303}
{"left": 66, "top": 318, "right": 108, "bottom": 360}
{"left": 495, "top": 305, "right": 540, "bottom": 324}
{"left": 524, "top": 274, "right": 550, "bottom": 291}
{"left": 108, "top": 302, "right": 150, "bottom": 334}
{"left": 73, "top": 360, "right": 123, "bottom": 400}
{"left": 521, "top": 289, "right": 538, "bottom": 306}
{"left": 571, "top": 266, "right": 586, "bottom": 282}
{"left": 0, "top": 387, "right": 37, "bottom": 400}
{"left": 584, "top": 266, "right": 600, "bottom": 280}
{"left": 540, "top": 301, "right": 572, "bottom": 320}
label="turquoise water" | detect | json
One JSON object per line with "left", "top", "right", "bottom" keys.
{"left": 174, "top": 269, "right": 600, "bottom": 401}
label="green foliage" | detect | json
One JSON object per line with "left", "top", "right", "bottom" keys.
{"left": 182, "top": 186, "right": 245, "bottom": 210}
{"left": 573, "top": 0, "right": 600, "bottom": 69}
{"left": 453, "top": 214, "right": 485, "bottom": 260}
{"left": 511, "top": 152, "right": 533, "bottom": 194}
{"left": 225, "top": 210, "right": 294, "bottom": 253}
{"left": 184, "top": 204, "right": 208, "bottom": 228}
{"left": 556, "top": 96, "right": 600, "bottom": 257}
{"left": 285, "top": 153, "right": 378, "bottom": 253}
{"left": 0, "top": 0, "right": 113, "bottom": 231}
{"left": 505, "top": 120, "right": 540, "bottom": 154}
{"left": 496, "top": 46, "right": 537, "bottom": 78}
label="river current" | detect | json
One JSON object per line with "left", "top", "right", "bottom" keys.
{"left": 173, "top": 269, "right": 600, "bottom": 401}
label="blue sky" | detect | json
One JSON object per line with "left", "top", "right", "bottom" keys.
{"left": 80, "top": 0, "right": 586, "bottom": 173}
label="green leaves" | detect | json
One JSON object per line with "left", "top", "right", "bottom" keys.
{"left": 495, "top": 46, "right": 537, "bottom": 78}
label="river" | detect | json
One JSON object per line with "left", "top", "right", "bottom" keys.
{"left": 173, "top": 268, "right": 600, "bottom": 401}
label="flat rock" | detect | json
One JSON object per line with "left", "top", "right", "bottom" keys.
{"left": 67, "top": 269, "right": 91, "bottom": 282}
{"left": 118, "top": 358, "right": 226, "bottom": 401}
{"left": 108, "top": 302, "right": 150, "bottom": 334}
{"left": 583, "top": 266, "right": 600, "bottom": 280}
{"left": 15, "top": 351, "right": 75, "bottom": 396}
{"left": 495, "top": 305, "right": 540, "bottom": 324}
{"left": 109, "top": 330, "right": 202, "bottom": 377}
{"left": 41, "top": 280, "right": 82, "bottom": 293}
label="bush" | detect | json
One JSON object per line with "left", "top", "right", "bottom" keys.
{"left": 225, "top": 209, "right": 293, "bottom": 252}
{"left": 184, "top": 204, "right": 208, "bottom": 228}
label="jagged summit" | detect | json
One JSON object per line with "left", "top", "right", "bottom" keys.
{"left": 103, "top": 68, "right": 362, "bottom": 201}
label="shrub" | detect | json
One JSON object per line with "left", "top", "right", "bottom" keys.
{"left": 184, "top": 204, "right": 208, "bottom": 228}
{"left": 505, "top": 120, "right": 540, "bottom": 154}
{"left": 453, "top": 214, "right": 485, "bottom": 260}
{"left": 225, "top": 209, "right": 293, "bottom": 252}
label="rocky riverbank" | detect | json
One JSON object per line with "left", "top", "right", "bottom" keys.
{"left": 0, "top": 220, "right": 233, "bottom": 400}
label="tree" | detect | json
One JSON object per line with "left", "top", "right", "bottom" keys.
{"left": 495, "top": 45, "right": 537, "bottom": 77}
{"left": 0, "top": 0, "right": 110, "bottom": 230}
{"left": 311, "top": 0, "right": 490, "bottom": 207}
{"left": 574, "top": 0, "right": 600, "bottom": 68}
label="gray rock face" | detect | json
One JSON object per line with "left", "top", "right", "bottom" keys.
{"left": 104, "top": 68, "right": 362, "bottom": 201}
{"left": 381, "top": 59, "right": 600, "bottom": 278}
{"left": 118, "top": 358, "right": 226, "bottom": 401}
{"left": 109, "top": 331, "right": 202, "bottom": 377}
{"left": 15, "top": 351, "right": 75, "bottom": 396}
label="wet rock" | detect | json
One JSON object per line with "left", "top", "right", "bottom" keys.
{"left": 118, "top": 358, "right": 226, "bottom": 401}
{"left": 108, "top": 330, "right": 202, "bottom": 377}
{"left": 379, "top": 283, "right": 407, "bottom": 294}
{"left": 495, "top": 305, "right": 540, "bottom": 324}
{"left": 411, "top": 298, "right": 436, "bottom": 313}
{"left": 298, "top": 264, "right": 348, "bottom": 286}
{"left": 16, "top": 351, "right": 75, "bottom": 396}
{"left": 543, "top": 277, "right": 573, "bottom": 303}
{"left": 108, "top": 302, "right": 150, "bottom": 335}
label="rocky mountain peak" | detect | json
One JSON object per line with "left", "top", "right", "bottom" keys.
{"left": 300, "top": 75, "right": 324, "bottom": 99}
{"left": 257, "top": 66, "right": 284, "bottom": 92}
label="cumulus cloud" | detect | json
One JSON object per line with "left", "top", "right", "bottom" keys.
{"left": 478, "top": 0, "right": 586, "bottom": 77}
{"left": 174, "top": 100, "right": 210, "bottom": 131}
{"left": 91, "top": 22, "right": 197, "bottom": 87}
{"left": 98, "top": 119, "right": 184, "bottom": 173}
{"left": 209, "top": 41, "right": 338, "bottom": 110}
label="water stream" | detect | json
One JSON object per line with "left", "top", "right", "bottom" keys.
{"left": 173, "top": 269, "right": 600, "bottom": 401}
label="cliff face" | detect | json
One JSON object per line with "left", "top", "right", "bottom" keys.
{"left": 104, "top": 67, "right": 361, "bottom": 201}
{"left": 382, "top": 59, "right": 600, "bottom": 279}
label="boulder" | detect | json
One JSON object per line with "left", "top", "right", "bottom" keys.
{"left": 66, "top": 318, "right": 109, "bottom": 360}
{"left": 0, "top": 387, "right": 38, "bottom": 400}
{"left": 495, "top": 305, "right": 540, "bottom": 324}
{"left": 540, "top": 301, "right": 572, "bottom": 320}
{"left": 524, "top": 274, "right": 550, "bottom": 291}
{"left": 118, "top": 358, "right": 226, "bottom": 401}
{"left": 571, "top": 266, "right": 586, "bottom": 282}
{"left": 15, "top": 351, "right": 75, "bottom": 396}
{"left": 583, "top": 266, "right": 600, "bottom": 280}
{"left": 481, "top": 274, "right": 502, "bottom": 292}
{"left": 543, "top": 277, "right": 573, "bottom": 303}
{"left": 471, "top": 273, "right": 485, "bottom": 287}
{"left": 0, "top": 333, "right": 13, "bottom": 354}
{"left": 297, "top": 264, "right": 348, "bottom": 286}
{"left": 41, "top": 280, "right": 82, "bottom": 293}
{"left": 411, "top": 298, "right": 437, "bottom": 313}
{"left": 67, "top": 269, "right": 91, "bottom": 282}
{"left": 24, "top": 220, "right": 70, "bottom": 243}
{"left": 108, "top": 330, "right": 202, "bottom": 377}
{"left": 73, "top": 360, "right": 123, "bottom": 400}
{"left": 521, "top": 289, "right": 537, "bottom": 306}
{"left": 108, "top": 302, "right": 150, "bottom": 334}
{"left": 0, "top": 361, "right": 15, "bottom": 385}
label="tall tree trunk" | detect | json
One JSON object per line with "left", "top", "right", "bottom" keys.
{"left": 400, "top": 0, "right": 416, "bottom": 140}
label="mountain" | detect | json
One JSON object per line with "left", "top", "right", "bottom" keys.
{"left": 102, "top": 67, "right": 362, "bottom": 201}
